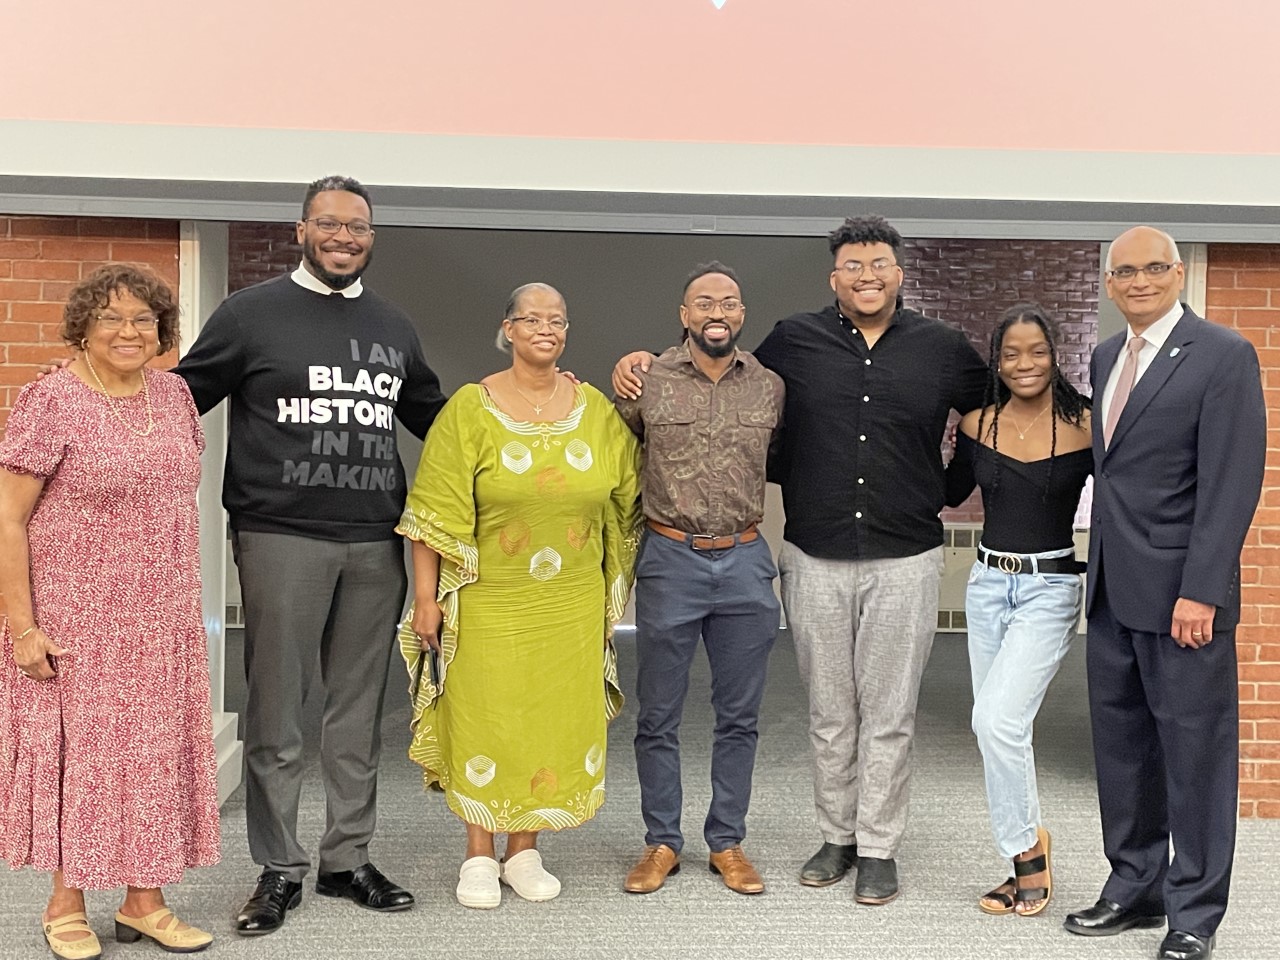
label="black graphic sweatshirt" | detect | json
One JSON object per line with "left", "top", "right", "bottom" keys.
{"left": 177, "top": 275, "right": 447, "bottom": 541}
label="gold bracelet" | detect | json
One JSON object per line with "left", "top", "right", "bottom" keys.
{"left": 13, "top": 626, "right": 38, "bottom": 641}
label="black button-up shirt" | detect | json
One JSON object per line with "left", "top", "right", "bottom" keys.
{"left": 753, "top": 304, "right": 987, "bottom": 560}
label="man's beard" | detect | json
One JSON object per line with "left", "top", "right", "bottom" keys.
{"left": 688, "top": 324, "right": 740, "bottom": 359}
{"left": 303, "top": 237, "right": 372, "bottom": 291}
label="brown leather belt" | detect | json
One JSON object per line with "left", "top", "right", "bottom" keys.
{"left": 646, "top": 519, "right": 758, "bottom": 551}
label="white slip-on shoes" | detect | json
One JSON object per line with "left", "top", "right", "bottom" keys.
{"left": 456, "top": 856, "right": 501, "bottom": 909}
{"left": 500, "top": 849, "right": 562, "bottom": 902}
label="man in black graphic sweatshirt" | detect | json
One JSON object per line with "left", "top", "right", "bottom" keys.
{"left": 178, "top": 176, "right": 445, "bottom": 934}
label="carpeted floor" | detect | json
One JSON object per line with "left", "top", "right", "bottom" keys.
{"left": 3, "top": 631, "right": 1277, "bottom": 960}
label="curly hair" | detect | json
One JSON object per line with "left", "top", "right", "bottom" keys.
{"left": 62, "top": 264, "right": 181, "bottom": 354}
{"left": 827, "top": 215, "right": 904, "bottom": 258}
{"left": 977, "top": 302, "right": 1091, "bottom": 501}
{"left": 302, "top": 175, "right": 373, "bottom": 220}
{"left": 682, "top": 260, "right": 743, "bottom": 298}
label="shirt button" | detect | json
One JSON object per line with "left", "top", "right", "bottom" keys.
{"left": 857, "top": 478, "right": 864, "bottom": 484}
{"left": 859, "top": 435, "right": 867, "bottom": 442}
{"left": 855, "top": 511, "right": 863, "bottom": 519}
{"left": 863, "top": 395, "right": 870, "bottom": 402}
{"left": 865, "top": 359, "right": 872, "bottom": 366}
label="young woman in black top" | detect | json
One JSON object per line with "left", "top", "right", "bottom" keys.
{"left": 946, "top": 303, "right": 1093, "bottom": 917}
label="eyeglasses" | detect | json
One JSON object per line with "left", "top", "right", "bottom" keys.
{"left": 304, "top": 217, "right": 374, "bottom": 238}
{"left": 95, "top": 313, "right": 159, "bottom": 331}
{"left": 1107, "top": 262, "right": 1179, "bottom": 282}
{"left": 509, "top": 315, "right": 569, "bottom": 332}
{"left": 688, "top": 297, "right": 744, "bottom": 315}
{"left": 836, "top": 259, "right": 898, "bottom": 278}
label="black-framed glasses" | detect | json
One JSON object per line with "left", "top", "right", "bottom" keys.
{"left": 304, "top": 217, "right": 374, "bottom": 239}
{"left": 1107, "top": 262, "right": 1179, "bottom": 282}
{"left": 509, "top": 315, "right": 569, "bottom": 332}
{"left": 836, "top": 258, "right": 898, "bottom": 278}
{"left": 688, "top": 297, "right": 744, "bottom": 315}
{"left": 95, "top": 313, "right": 159, "bottom": 331}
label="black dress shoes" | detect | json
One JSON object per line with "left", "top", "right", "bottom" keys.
{"left": 235, "top": 870, "right": 303, "bottom": 936}
{"left": 799, "top": 842, "right": 858, "bottom": 887}
{"left": 1063, "top": 898, "right": 1166, "bottom": 937}
{"left": 854, "top": 856, "right": 899, "bottom": 905}
{"left": 315, "top": 862, "right": 415, "bottom": 912}
{"left": 1158, "top": 931, "right": 1214, "bottom": 960}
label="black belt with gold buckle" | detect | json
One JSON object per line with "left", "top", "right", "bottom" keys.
{"left": 981, "top": 552, "right": 1086, "bottom": 575}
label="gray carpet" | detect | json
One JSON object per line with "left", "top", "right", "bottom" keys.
{"left": 3, "top": 632, "right": 1277, "bottom": 960}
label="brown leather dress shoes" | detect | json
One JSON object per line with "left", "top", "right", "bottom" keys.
{"left": 623, "top": 844, "right": 681, "bottom": 894}
{"left": 709, "top": 846, "right": 765, "bottom": 895}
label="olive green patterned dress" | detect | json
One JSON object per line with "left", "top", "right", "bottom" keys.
{"left": 397, "top": 383, "right": 642, "bottom": 832}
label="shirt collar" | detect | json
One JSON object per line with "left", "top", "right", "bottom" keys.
{"left": 1128, "top": 301, "right": 1183, "bottom": 351}
{"left": 291, "top": 263, "right": 363, "bottom": 298}
{"left": 835, "top": 300, "right": 906, "bottom": 333}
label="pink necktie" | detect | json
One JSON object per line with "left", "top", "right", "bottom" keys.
{"left": 1104, "top": 336, "right": 1145, "bottom": 448}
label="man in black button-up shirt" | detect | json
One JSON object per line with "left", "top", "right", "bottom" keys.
{"left": 754, "top": 216, "right": 986, "bottom": 904}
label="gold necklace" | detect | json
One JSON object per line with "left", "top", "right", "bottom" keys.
{"left": 1003, "top": 402, "right": 1050, "bottom": 441}
{"left": 511, "top": 375, "right": 559, "bottom": 416}
{"left": 83, "top": 354, "right": 155, "bottom": 437}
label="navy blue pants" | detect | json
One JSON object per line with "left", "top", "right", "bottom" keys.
{"left": 633, "top": 529, "right": 780, "bottom": 853}
{"left": 1087, "top": 579, "right": 1239, "bottom": 938}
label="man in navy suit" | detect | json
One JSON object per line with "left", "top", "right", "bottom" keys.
{"left": 1064, "top": 227, "right": 1266, "bottom": 960}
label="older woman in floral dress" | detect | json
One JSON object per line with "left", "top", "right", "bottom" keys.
{"left": 0, "top": 265, "right": 220, "bottom": 959}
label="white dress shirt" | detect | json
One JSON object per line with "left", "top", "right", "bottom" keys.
{"left": 290, "top": 262, "right": 363, "bottom": 298}
{"left": 1099, "top": 302, "right": 1184, "bottom": 429}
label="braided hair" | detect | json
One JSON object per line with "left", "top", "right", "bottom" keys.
{"left": 976, "top": 302, "right": 1090, "bottom": 500}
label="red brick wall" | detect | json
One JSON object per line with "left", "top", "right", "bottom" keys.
{"left": 898, "top": 239, "right": 1100, "bottom": 523}
{"left": 0, "top": 215, "right": 181, "bottom": 619}
{"left": 228, "top": 222, "right": 299, "bottom": 293}
{"left": 1205, "top": 244, "right": 1280, "bottom": 818}
{"left": 0, "top": 216, "right": 181, "bottom": 436}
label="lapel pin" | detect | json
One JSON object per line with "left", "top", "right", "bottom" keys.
{"left": 1169, "top": 347, "right": 1180, "bottom": 357}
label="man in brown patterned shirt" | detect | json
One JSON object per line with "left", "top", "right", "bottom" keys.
{"left": 614, "top": 261, "right": 784, "bottom": 897}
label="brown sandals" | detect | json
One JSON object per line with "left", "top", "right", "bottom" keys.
{"left": 979, "top": 826, "right": 1053, "bottom": 917}
{"left": 978, "top": 877, "right": 1016, "bottom": 915}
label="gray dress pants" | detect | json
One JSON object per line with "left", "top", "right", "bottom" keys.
{"left": 780, "top": 541, "right": 943, "bottom": 860}
{"left": 233, "top": 530, "right": 407, "bottom": 881}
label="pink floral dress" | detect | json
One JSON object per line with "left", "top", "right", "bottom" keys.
{"left": 0, "top": 369, "right": 220, "bottom": 889}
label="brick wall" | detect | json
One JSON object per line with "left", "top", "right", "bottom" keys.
{"left": 898, "top": 239, "right": 1100, "bottom": 523}
{"left": 228, "top": 222, "right": 299, "bottom": 293}
{"left": 1205, "top": 244, "right": 1280, "bottom": 818}
{"left": 0, "top": 216, "right": 181, "bottom": 436}
{"left": 0, "top": 215, "right": 181, "bottom": 618}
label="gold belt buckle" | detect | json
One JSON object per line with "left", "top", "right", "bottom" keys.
{"left": 996, "top": 554, "right": 1023, "bottom": 575}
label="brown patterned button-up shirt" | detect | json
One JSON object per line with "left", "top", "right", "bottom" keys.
{"left": 614, "top": 342, "right": 784, "bottom": 536}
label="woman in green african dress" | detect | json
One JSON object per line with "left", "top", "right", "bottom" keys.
{"left": 398, "top": 283, "right": 641, "bottom": 910}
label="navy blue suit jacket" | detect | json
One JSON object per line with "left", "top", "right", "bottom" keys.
{"left": 1087, "top": 306, "right": 1266, "bottom": 634}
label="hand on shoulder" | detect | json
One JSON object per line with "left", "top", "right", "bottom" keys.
{"left": 958, "top": 407, "right": 992, "bottom": 441}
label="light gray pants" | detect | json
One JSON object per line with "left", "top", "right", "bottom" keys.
{"left": 779, "top": 541, "right": 943, "bottom": 860}
{"left": 233, "top": 530, "right": 407, "bottom": 881}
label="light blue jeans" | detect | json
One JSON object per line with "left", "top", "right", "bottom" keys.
{"left": 966, "top": 545, "right": 1082, "bottom": 858}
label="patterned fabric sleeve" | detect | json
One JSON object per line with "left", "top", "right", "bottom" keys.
{"left": 395, "top": 388, "right": 480, "bottom": 728}
{"left": 599, "top": 397, "right": 643, "bottom": 722}
{"left": 169, "top": 373, "right": 207, "bottom": 457}
{"left": 0, "top": 379, "right": 67, "bottom": 479}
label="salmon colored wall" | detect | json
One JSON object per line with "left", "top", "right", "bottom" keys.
{"left": 3, "top": 0, "right": 1277, "bottom": 155}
